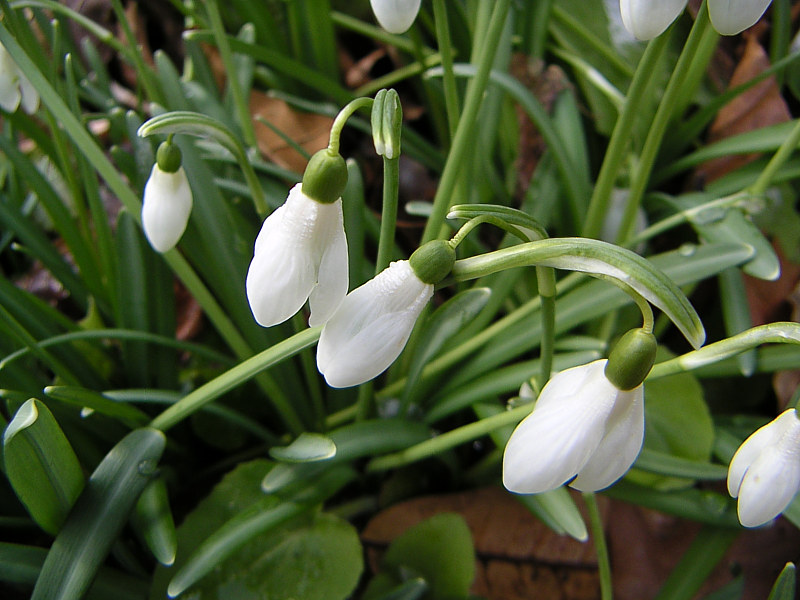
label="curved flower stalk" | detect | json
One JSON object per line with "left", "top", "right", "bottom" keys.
{"left": 0, "top": 41, "right": 38, "bottom": 114}
{"left": 620, "top": 0, "right": 773, "bottom": 40}
{"left": 246, "top": 150, "right": 349, "bottom": 328}
{"left": 369, "top": 0, "right": 422, "bottom": 34}
{"left": 317, "top": 240, "right": 454, "bottom": 388}
{"left": 503, "top": 329, "right": 656, "bottom": 494}
{"left": 727, "top": 409, "right": 800, "bottom": 527}
{"left": 141, "top": 142, "right": 193, "bottom": 253}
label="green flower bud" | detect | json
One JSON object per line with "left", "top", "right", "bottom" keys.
{"left": 604, "top": 328, "right": 657, "bottom": 391}
{"left": 156, "top": 141, "right": 183, "bottom": 173}
{"left": 301, "top": 149, "right": 348, "bottom": 204}
{"left": 409, "top": 240, "right": 456, "bottom": 284}
{"left": 371, "top": 88, "right": 402, "bottom": 159}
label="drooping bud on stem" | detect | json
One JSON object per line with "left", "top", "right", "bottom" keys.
{"left": 604, "top": 328, "right": 658, "bottom": 390}
{"left": 371, "top": 88, "right": 403, "bottom": 159}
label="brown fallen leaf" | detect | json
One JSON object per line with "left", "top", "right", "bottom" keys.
{"left": 249, "top": 92, "right": 332, "bottom": 174}
{"left": 361, "top": 486, "right": 602, "bottom": 600}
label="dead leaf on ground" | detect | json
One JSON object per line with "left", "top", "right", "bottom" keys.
{"left": 250, "top": 92, "right": 332, "bottom": 173}
{"left": 362, "top": 486, "right": 602, "bottom": 600}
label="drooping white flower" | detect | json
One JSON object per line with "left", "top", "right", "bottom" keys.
{"left": 141, "top": 163, "right": 193, "bottom": 253}
{"left": 246, "top": 183, "right": 348, "bottom": 328}
{"left": 727, "top": 408, "right": 800, "bottom": 528}
{"left": 503, "top": 359, "right": 645, "bottom": 494}
{"left": 316, "top": 260, "right": 432, "bottom": 388}
{"left": 619, "top": 0, "right": 688, "bottom": 40}
{"left": 709, "top": 0, "right": 773, "bottom": 36}
{"left": 370, "top": 0, "right": 422, "bottom": 34}
{"left": 0, "top": 42, "right": 38, "bottom": 114}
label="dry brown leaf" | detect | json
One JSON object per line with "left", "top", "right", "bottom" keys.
{"left": 249, "top": 92, "right": 332, "bottom": 173}
{"left": 696, "top": 35, "right": 791, "bottom": 184}
{"left": 362, "top": 486, "right": 602, "bottom": 600}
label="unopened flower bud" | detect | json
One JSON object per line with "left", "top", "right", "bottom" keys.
{"left": 371, "top": 88, "right": 403, "bottom": 159}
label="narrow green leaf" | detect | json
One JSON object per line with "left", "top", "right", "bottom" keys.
{"left": 0, "top": 542, "right": 149, "bottom": 600}
{"left": 633, "top": 449, "right": 727, "bottom": 481}
{"left": 3, "top": 399, "right": 84, "bottom": 534}
{"left": 132, "top": 478, "right": 177, "bottom": 567}
{"left": 44, "top": 385, "right": 150, "bottom": 428}
{"left": 269, "top": 432, "right": 337, "bottom": 463}
{"left": 31, "top": 428, "right": 166, "bottom": 600}
{"left": 451, "top": 237, "right": 708, "bottom": 349}
{"left": 768, "top": 563, "right": 796, "bottom": 600}
{"left": 516, "top": 487, "right": 588, "bottom": 542}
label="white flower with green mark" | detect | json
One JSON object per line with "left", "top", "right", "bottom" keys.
{"left": 369, "top": 0, "right": 422, "bottom": 34}
{"left": 503, "top": 329, "right": 656, "bottom": 494}
{"left": 0, "top": 41, "right": 38, "bottom": 114}
{"left": 620, "top": 0, "right": 773, "bottom": 40}
{"left": 727, "top": 408, "right": 800, "bottom": 528}
{"left": 141, "top": 143, "right": 193, "bottom": 253}
{"left": 247, "top": 149, "right": 349, "bottom": 328}
{"left": 317, "top": 240, "right": 454, "bottom": 388}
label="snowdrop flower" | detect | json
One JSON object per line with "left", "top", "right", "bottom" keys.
{"left": 0, "top": 41, "right": 38, "bottom": 114}
{"left": 142, "top": 142, "right": 193, "bottom": 253}
{"left": 317, "top": 240, "right": 455, "bottom": 388}
{"left": 620, "top": 0, "right": 773, "bottom": 40}
{"left": 503, "top": 329, "right": 657, "bottom": 494}
{"left": 709, "top": 0, "right": 773, "bottom": 36}
{"left": 370, "top": 0, "right": 422, "bottom": 34}
{"left": 727, "top": 408, "right": 800, "bottom": 527}
{"left": 247, "top": 149, "right": 349, "bottom": 328}
{"left": 620, "top": 0, "right": 688, "bottom": 41}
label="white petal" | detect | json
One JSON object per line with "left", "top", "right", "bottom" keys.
{"left": 369, "top": 0, "right": 422, "bottom": 33}
{"left": 737, "top": 442, "right": 800, "bottom": 527}
{"left": 317, "top": 261, "right": 431, "bottom": 387}
{"left": 17, "top": 70, "right": 38, "bottom": 114}
{"left": 709, "top": 0, "right": 772, "bottom": 35}
{"left": 620, "top": 0, "right": 688, "bottom": 40}
{"left": 0, "top": 45, "right": 21, "bottom": 113}
{"left": 141, "top": 165, "right": 193, "bottom": 253}
{"left": 502, "top": 361, "right": 618, "bottom": 494}
{"left": 246, "top": 210, "right": 316, "bottom": 328}
{"left": 727, "top": 409, "right": 798, "bottom": 497}
{"left": 308, "top": 200, "right": 348, "bottom": 326}
{"left": 570, "top": 386, "right": 644, "bottom": 492}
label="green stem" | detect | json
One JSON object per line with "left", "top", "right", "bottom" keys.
{"left": 421, "top": 0, "right": 512, "bottom": 243}
{"left": 150, "top": 328, "right": 320, "bottom": 432}
{"left": 355, "top": 381, "right": 373, "bottom": 422}
{"left": 329, "top": 97, "right": 374, "bottom": 154}
{"left": 432, "top": 0, "right": 459, "bottom": 139}
{"left": 206, "top": 0, "right": 257, "bottom": 148}
{"left": 749, "top": 117, "right": 800, "bottom": 196}
{"left": 618, "top": 2, "right": 713, "bottom": 244}
{"left": 366, "top": 403, "right": 533, "bottom": 472}
{"left": 529, "top": 0, "right": 554, "bottom": 59}
{"left": 376, "top": 157, "right": 400, "bottom": 273}
{"left": 538, "top": 268, "right": 556, "bottom": 384}
{"left": 583, "top": 33, "right": 670, "bottom": 238}
{"left": 109, "top": 0, "right": 164, "bottom": 106}
{"left": 584, "top": 493, "right": 613, "bottom": 600}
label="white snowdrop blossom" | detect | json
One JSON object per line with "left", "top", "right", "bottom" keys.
{"left": 727, "top": 408, "right": 800, "bottom": 528}
{"left": 246, "top": 183, "right": 348, "bottom": 328}
{"left": 503, "top": 359, "right": 645, "bottom": 494}
{"left": 620, "top": 0, "right": 773, "bottom": 40}
{"left": 369, "top": 0, "right": 422, "bottom": 34}
{"left": 316, "top": 260, "right": 432, "bottom": 388}
{"left": 0, "top": 42, "right": 38, "bottom": 114}
{"left": 709, "top": 0, "right": 773, "bottom": 35}
{"left": 141, "top": 164, "right": 193, "bottom": 253}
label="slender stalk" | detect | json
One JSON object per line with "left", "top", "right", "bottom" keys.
{"left": 537, "top": 267, "right": 556, "bottom": 384}
{"left": 583, "top": 33, "right": 671, "bottom": 238}
{"left": 584, "top": 493, "right": 613, "bottom": 600}
{"left": 749, "top": 117, "right": 800, "bottom": 196}
{"left": 617, "top": 2, "right": 713, "bottom": 244}
{"left": 432, "top": 0, "right": 460, "bottom": 139}
{"left": 109, "top": 0, "right": 164, "bottom": 106}
{"left": 205, "top": 0, "right": 257, "bottom": 148}
{"left": 366, "top": 403, "right": 533, "bottom": 472}
{"left": 376, "top": 157, "right": 400, "bottom": 273}
{"left": 421, "top": 0, "right": 512, "bottom": 243}
{"left": 329, "top": 97, "right": 375, "bottom": 153}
